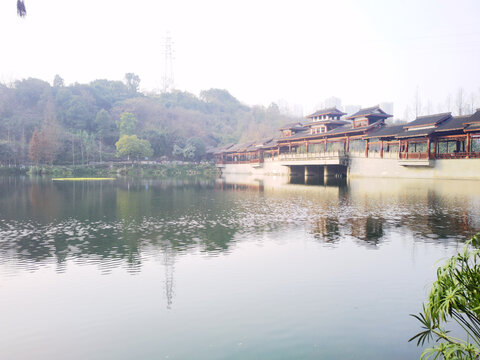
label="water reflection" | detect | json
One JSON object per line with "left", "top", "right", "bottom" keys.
{"left": 310, "top": 217, "right": 341, "bottom": 244}
{"left": 1, "top": 175, "right": 479, "bottom": 274}
{"left": 2, "top": 175, "right": 479, "bottom": 360}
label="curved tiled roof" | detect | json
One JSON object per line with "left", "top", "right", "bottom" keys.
{"left": 464, "top": 109, "right": 480, "bottom": 125}
{"left": 276, "top": 120, "right": 384, "bottom": 142}
{"left": 306, "top": 107, "right": 346, "bottom": 118}
{"left": 364, "top": 125, "right": 405, "bottom": 139}
{"left": 395, "top": 128, "right": 436, "bottom": 139}
{"left": 404, "top": 112, "right": 451, "bottom": 129}
{"left": 346, "top": 105, "right": 392, "bottom": 120}
{"left": 278, "top": 122, "right": 304, "bottom": 130}
{"left": 435, "top": 115, "right": 469, "bottom": 132}
{"left": 303, "top": 119, "right": 350, "bottom": 127}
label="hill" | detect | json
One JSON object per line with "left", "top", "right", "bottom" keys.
{"left": 0, "top": 76, "right": 299, "bottom": 165}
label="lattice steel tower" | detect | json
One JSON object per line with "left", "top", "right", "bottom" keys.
{"left": 162, "top": 33, "right": 174, "bottom": 93}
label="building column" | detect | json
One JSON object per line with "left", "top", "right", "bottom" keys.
{"left": 365, "top": 139, "right": 369, "bottom": 158}
{"left": 466, "top": 133, "right": 471, "bottom": 158}
{"left": 305, "top": 165, "right": 322, "bottom": 181}
{"left": 380, "top": 140, "right": 384, "bottom": 159}
{"left": 427, "top": 138, "right": 431, "bottom": 160}
{"left": 324, "top": 165, "right": 330, "bottom": 182}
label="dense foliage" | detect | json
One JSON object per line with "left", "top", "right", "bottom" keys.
{"left": 410, "top": 235, "right": 480, "bottom": 359}
{"left": 0, "top": 75, "right": 297, "bottom": 166}
{"left": 115, "top": 135, "right": 153, "bottom": 161}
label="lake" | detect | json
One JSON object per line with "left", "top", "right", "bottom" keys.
{"left": 1, "top": 175, "right": 479, "bottom": 360}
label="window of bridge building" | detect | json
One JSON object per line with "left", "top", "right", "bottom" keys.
{"left": 471, "top": 137, "right": 480, "bottom": 152}
{"left": 407, "top": 142, "right": 427, "bottom": 153}
{"left": 296, "top": 145, "right": 307, "bottom": 154}
{"left": 348, "top": 139, "right": 366, "bottom": 152}
{"left": 437, "top": 140, "right": 465, "bottom": 154}
{"left": 326, "top": 141, "right": 345, "bottom": 152}
{"left": 308, "top": 143, "right": 323, "bottom": 153}
{"left": 384, "top": 143, "right": 399, "bottom": 153}
{"left": 353, "top": 119, "right": 368, "bottom": 128}
{"left": 311, "top": 127, "right": 326, "bottom": 134}
{"left": 369, "top": 142, "right": 382, "bottom": 153}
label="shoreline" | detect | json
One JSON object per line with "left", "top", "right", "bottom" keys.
{"left": 0, "top": 162, "right": 218, "bottom": 178}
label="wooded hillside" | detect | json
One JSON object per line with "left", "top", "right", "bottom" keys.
{"left": 0, "top": 75, "right": 298, "bottom": 165}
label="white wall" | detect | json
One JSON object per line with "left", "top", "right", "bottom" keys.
{"left": 220, "top": 157, "right": 480, "bottom": 180}
{"left": 349, "top": 158, "right": 480, "bottom": 180}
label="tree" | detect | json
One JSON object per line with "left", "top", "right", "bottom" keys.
{"left": 95, "top": 109, "right": 112, "bottom": 162}
{"left": 410, "top": 235, "right": 480, "bottom": 359}
{"left": 125, "top": 73, "right": 141, "bottom": 93}
{"left": 172, "top": 144, "right": 184, "bottom": 159}
{"left": 183, "top": 144, "right": 196, "bottom": 160}
{"left": 171, "top": 138, "right": 206, "bottom": 161}
{"left": 115, "top": 135, "right": 153, "bottom": 162}
{"left": 78, "top": 130, "right": 97, "bottom": 165}
{"left": 28, "top": 128, "right": 41, "bottom": 165}
{"left": 414, "top": 86, "right": 422, "bottom": 117}
{"left": 17, "top": 0, "right": 26, "bottom": 17}
{"left": 0, "top": 141, "right": 14, "bottom": 165}
{"left": 40, "top": 100, "right": 62, "bottom": 164}
{"left": 14, "top": 78, "right": 51, "bottom": 108}
{"left": 65, "top": 96, "right": 95, "bottom": 131}
{"left": 456, "top": 88, "right": 465, "bottom": 116}
{"left": 53, "top": 75, "right": 64, "bottom": 88}
{"left": 267, "top": 102, "right": 280, "bottom": 117}
{"left": 185, "top": 137, "right": 206, "bottom": 161}
{"left": 116, "top": 112, "right": 137, "bottom": 136}
{"left": 143, "top": 128, "right": 175, "bottom": 157}
{"left": 89, "top": 79, "right": 132, "bottom": 109}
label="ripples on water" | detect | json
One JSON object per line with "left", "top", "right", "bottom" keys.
{"left": 0, "top": 176, "right": 478, "bottom": 275}
{"left": 1, "top": 176, "right": 480, "bottom": 360}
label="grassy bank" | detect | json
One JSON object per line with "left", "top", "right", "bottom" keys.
{"left": 1, "top": 162, "right": 218, "bottom": 178}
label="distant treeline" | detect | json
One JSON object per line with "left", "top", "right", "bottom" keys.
{"left": 0, "top": 74, "right": 298, "bottom": 166}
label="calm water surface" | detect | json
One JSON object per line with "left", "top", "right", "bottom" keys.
{"left": 1, "top": 175, "right": 480, "bottom": 360}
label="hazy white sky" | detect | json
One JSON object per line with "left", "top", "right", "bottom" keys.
{"left": 1, "top": 0, "right": 479, "bottom": 118}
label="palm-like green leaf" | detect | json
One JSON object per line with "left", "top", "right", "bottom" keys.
{"left": 411, "top": 236, "right": 480, "bottom": 359}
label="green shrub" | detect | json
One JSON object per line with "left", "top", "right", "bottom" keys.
{"left": 410, "top": 234, "right": 480, "bottom": 359}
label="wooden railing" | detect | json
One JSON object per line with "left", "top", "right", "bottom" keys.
{"left": 399, "top": 153, "right": 428, "bottom": 160}
{"left": 399, "top": 152, "right": 480, "bottom": 160}
{"left": 217, "top": 151, "right": 480, "bottom": 165}
{"left": 278, "top": 151, "right": 347, "bottom": 161}
{"left": 217, "top": 159, "right": 263, "bottom": 165}
{"left": 435, "top": 152, "right": 468, "bottom": 159}
{"left": 382, "top": 151, "right": 400, "bottom": 159}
